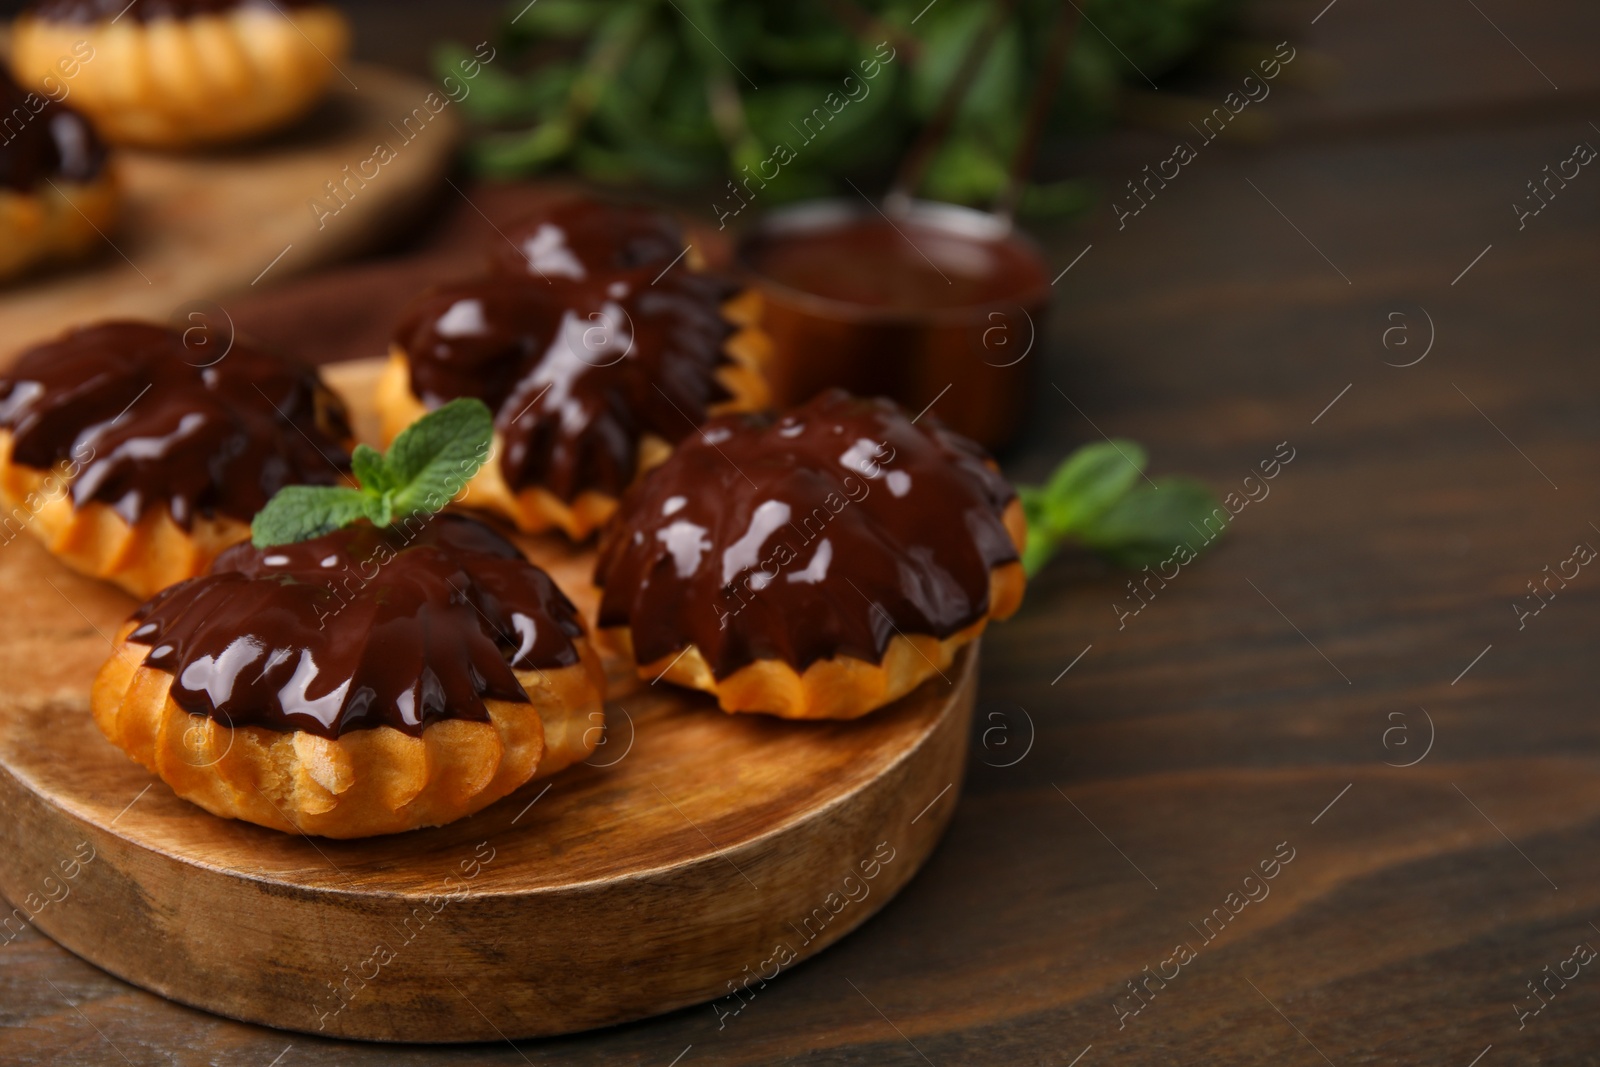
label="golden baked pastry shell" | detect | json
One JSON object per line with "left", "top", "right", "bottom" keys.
{"left": 0, "top": 429, "right": 249, "bottom": 598}
{"left": 606, "top": 500, "right": 1027, "bottom": 720}
{"left": 0, "top": 168, "right": 118, "bottom": 282}
{"left": 92, "top": 623, "right": 607, "bottom": 838}
{"left": 11, "top": 5, "right": 350, "bottom": 148}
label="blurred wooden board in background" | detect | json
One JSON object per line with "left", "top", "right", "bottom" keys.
{"left": 0, "top": 62, "right": 458, "bottom": 356}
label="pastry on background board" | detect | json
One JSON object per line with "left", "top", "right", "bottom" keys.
{"left": 379, "top": 196, "right": 771, "bottom": 541}
{"left": 0, "top": 321, "right": 352, "bottom": 597}
{"left": 10, "top": 0, "right": 351, "bottom": 148}
{"left": 0, "top": 63, "right": 116, "bottom": 282}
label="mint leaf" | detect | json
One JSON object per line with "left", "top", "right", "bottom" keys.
{"left": 367, "top": 490, "right": 395, "bottom": 528}
{"left": 1041, "top": 439, "right": 1146, "bottom": 531}
{"left": 1017, "top": 443, "right": 1225, "bottom": 576}
{"left": 1078, "top": 478, "right": 1226, "bottom": 568}
{"left": 250, "top": 397, "right": 495, "bottom": 547}
{"left": 350, "top": 444, "right": 394, "bottom": 494}
{"left": 1017, "top": 485, "right": 1062, "bottom": 576}
{"left": 387, "top": 398, "right": 495, "bottom": 516}
{"left": 251, "top": 486, "right": 372, "bottom": 548}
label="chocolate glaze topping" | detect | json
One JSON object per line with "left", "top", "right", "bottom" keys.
{"left": 0, "top": 321, "right": 351, "bottom": 528}
{"left": 128, "top": 514, "right": 586, "bottom": 738}
{"left": 594, "top": 390, "right": 1019, "bottom": 678}
{"left": 27, "top": 0, "right": 318, "bottom": 23}
{"left": 0, "top": 66, "right": 108, "bottom": 192}
{"left": 394, "top": 199, "right": 742, "bottom": 503}
{"left": 489, "top": 199, "right": 687, "bottom": 281}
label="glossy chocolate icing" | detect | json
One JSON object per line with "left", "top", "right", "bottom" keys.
{"left": 127, "top": 514, "right": 586, "bottom": 738}
{"left": 0, "top": 66, "right": 108, "bottom": 192}
{"left": 394, "top": 199, "right": 742, "bottom": 503}
{"left": 489, "top": 199, "right": 687, "bottom": 281}
{"left": 27, "top": 0, "right": 319, "bottom": 23}
{"left": 594, "top": 389, "right": 1019, "bottom": 678}
{"left": 0, "top": 321, "right": 351, "bottom": 528}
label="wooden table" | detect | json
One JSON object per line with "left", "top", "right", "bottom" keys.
{"left": 6, "top": 0, "right": 1600, "bottom": 1062}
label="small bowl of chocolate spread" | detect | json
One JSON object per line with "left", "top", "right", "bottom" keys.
{"left": 737, "top": 198, "right": 1050, "bottom": 450}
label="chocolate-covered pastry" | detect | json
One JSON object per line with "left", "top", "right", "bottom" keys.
{"left": 0, "top": 66, "right": 106, "bottom": 191}
{"left": 92, "top": 514, "right": 606, "bottom": 837}
{"left": 0, "top": 321, "right": 352, "bottom": 597}
{"left": 10, "top": 0, "right": 349, "bottom": 148}
{"left": 0, "top": 64, "right": 115, "bottom": 281}
{"left": 488, "top": 198, "right": 688, "bottom": 281}
{"left": 594, "top": 389, "right": 1027, "bottom": 719}
{"left": 379, "top": 197, "right": 771, "bottom": 541}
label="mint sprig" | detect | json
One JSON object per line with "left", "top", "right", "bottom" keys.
{"left": 252, "top": 398, "right": 494, "bottom": 548}
{"left": 1019, "top": 440, "right": 1225, "bottom": 575}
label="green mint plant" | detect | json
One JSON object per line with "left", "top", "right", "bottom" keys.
{"left": 438, "top": 0, "right": 1239, "bottom": 211}
{"left": 1019, "top": 440, "right": 1223, "bottom": 575}
{"left": 252, "top": 399, "right": 494, "bottom": 548}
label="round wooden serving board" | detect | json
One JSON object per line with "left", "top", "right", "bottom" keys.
{"left": 0, "top": 358, "right": 978, "bottom": 1042}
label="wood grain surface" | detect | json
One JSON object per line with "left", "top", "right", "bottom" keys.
{"left": 4, "top": 0, "right": 1600, "bottom": 1063}
{"left": 0, "top": 61, "right": 459, "bottom": 351}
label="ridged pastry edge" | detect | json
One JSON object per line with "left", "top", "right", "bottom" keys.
{"left": 0, "top": 170, "right": 118, "bottom": 281}
{"left": 92, "top": 622, "right": 607, "bottom": 838}
{"left": 0, "top": 429, "right": 250, "bottom": 598}
{"left": 10, "top": 6, "right": 349, "bottom": 147}
{"left": 604, "top": 500, "right": 1028, "bottom": 720}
